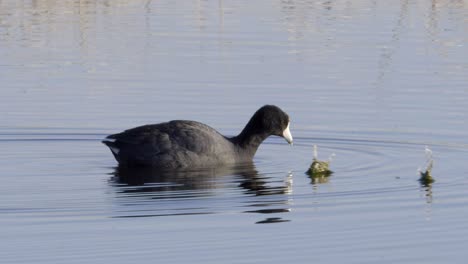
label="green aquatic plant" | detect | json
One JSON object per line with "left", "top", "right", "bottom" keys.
{"left": 418, "top": 146, "right": 435, "bottom": 185}
{"left": 306, "top": 145, "right": 334, "bottom": 178}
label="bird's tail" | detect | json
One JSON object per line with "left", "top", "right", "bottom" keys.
{"left": 102, "top": 137, "right": 121, "bottom": 157}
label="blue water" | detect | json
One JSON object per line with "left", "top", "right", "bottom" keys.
{"left": 1, "top": 1, "right": 468, "bottom": 263}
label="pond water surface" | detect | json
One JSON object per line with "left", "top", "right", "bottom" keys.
{"left": 1, "top": 1, "right": 468, "bottom": 263}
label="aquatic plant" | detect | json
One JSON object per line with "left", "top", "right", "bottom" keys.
{"left": 306, "top": 145, "right": 334, "bottom": 178}
{"left": 418, "top": 146, "right": 435, "bottom": 185}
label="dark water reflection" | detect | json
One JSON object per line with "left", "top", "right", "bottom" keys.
{"left": 109, "top": 163, "right": 293, "bottom": 223}
{"left": 420, "top": 182, "right": 434, "bottom": 205}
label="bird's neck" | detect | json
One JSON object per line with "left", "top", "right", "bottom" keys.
{"left": 231, "top": 130, "right": 269, "bottom": 158}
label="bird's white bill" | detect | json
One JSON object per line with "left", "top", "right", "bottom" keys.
{"left": 282, "top": 122, "right": 293, "bottom": 145}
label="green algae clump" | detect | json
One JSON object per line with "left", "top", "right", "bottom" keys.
{"left": 306, "top": 145, "right": 334, "bottom": 178}
{"left": 419, "top": 146, "right": 435, "bottom": 186}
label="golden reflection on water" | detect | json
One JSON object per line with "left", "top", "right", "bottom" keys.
{"left": 0, "top": 0, "right": 467, "bottom": 127}
{"left": 1, "top": 0, "right": 466, "bottom": 47}
{"left": 1, "top": 0, "right": 466, "bottom": 84}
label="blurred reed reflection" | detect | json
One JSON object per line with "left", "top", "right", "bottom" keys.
{"left": 1, "top": 0, "right": 466, "bottom": 50}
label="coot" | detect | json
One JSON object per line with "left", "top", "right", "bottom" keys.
{"left": 102, "top": 105, "right": 292, "bottom": 168}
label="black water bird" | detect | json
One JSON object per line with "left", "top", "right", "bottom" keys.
{"left": 102, "top": 105, "right": 293, "bottom": 168}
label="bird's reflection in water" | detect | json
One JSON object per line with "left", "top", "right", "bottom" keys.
{"left": 256, "top": 217, "right": 291, "bottom": 224}
{"left": 109, "top": 163, "right": 292, "bottom": 224}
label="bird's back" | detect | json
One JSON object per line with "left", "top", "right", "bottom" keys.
{"left": 103, "top": 120, "right": 238, "bottom": 168}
